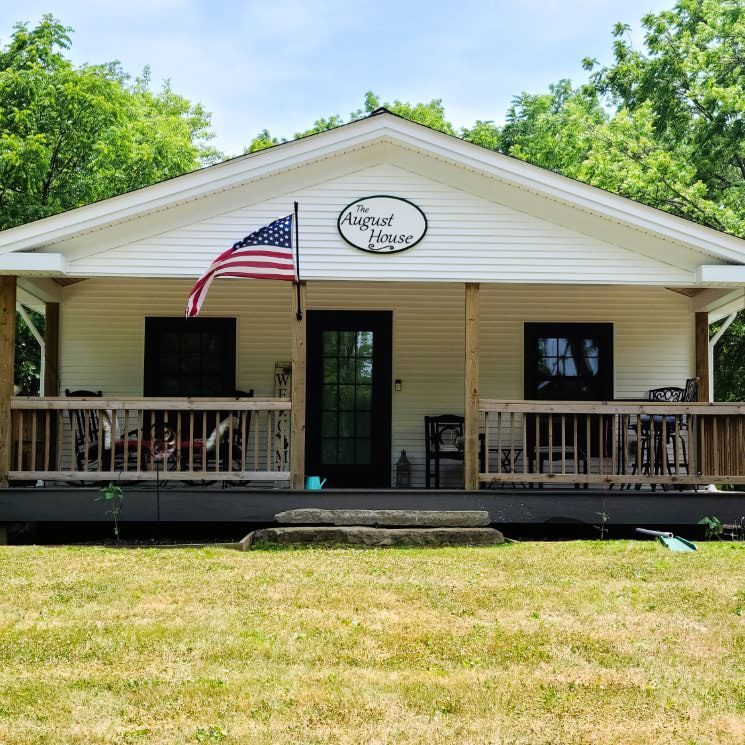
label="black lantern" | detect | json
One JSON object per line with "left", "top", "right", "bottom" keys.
{"left": 395, "top": 449, "right": 411, "bottom": 488}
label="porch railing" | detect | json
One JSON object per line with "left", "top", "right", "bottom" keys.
{"left": 9, "top": 397, "right": 292, "bottom": 483}
{"left": 479, "top": 400, "right": 745, "bottom": 488}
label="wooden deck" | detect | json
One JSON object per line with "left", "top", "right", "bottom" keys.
{"left": 1, "top": 486, "right": 744, "bottom": 527}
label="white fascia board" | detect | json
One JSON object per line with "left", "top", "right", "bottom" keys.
{"left": 696, "top": 265, "right": 745, "bottom": 285}
{"left": 0, "top": 252, "right": 67, "bottom": 275}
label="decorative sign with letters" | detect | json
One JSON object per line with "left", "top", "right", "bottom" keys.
{"left": 337, "top": 195, "right": 427, "bottom": 253}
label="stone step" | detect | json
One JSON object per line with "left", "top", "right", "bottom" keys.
{"left": 243, "top": 526, "right": 504, "bottom": 549}
{"left": 274, "top": 508, "right": 491, "bottom": 527}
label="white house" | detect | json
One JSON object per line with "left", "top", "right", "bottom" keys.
{"left": 2, "top": 109, "right": 745, "bottom": 526}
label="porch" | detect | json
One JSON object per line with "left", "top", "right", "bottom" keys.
{"left": 2, "top": 280, "right": 745, "bottom": 528}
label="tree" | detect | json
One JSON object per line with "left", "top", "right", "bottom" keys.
{"left": 0, "top": 15, "right": 220, "bottom": 231}
{"left": 14, "top": 307, "right": 43, "bottom": 395}
{"left": 585, "top": 0, "right": 745, "bottom": 235}
{"left": 244, "top": 91, "right": 456, "bottom": 153}
{"left": 1, "top": 16, "right": 220, "bottom": 392}
{"left": 714, "top": 316, "right": 745, "bottom": 401}
{"left": 492, "top": 80, "right": 606, "bottom": 176}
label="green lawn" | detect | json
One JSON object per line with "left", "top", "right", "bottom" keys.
{"left": 0, "top": 542, "right": 743, "bottom": 744}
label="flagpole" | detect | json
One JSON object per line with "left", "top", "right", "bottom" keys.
{"left": 294, "top": 201, "right": 302, "bottom": 321}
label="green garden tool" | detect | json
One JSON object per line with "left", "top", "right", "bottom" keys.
{"left": 635, "top": 528, "right": 697, "bottom": 552}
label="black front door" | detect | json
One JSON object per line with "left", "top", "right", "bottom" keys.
{"left": 306, "top": 311, "right": 392, "bottom": 488}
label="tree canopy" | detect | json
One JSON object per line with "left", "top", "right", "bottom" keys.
{"left": 245, "top": 91, "right": 456, "bottom": 153}
{"left": 0, "top": 15, "right": 219, "bottom": 231}
{"left": 1, "top": 15, "right": 220, "bottom": 393}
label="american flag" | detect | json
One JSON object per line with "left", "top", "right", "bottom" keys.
{"left": 186, "top": 214, "right": 296, "bottom": 317}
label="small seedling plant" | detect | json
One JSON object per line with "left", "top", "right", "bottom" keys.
{"left": 97, "top": 483, "right": 124, "bottom": 542}
{"left": 594, "top": 511, "right": 610, "bottom": 540}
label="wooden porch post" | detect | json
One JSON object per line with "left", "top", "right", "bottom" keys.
{"left": 695, "top": 312, "right": 709, "bottom": 402}
{"left": 291, "top": 282, "right": 307, "bottom": 489}
{"left": 464, "top": 282, "right": 480, "bottom": 490}
{"left": 44, "top": 302, "right": 60, "bottom": 397}
{"left": 0, "top": 276, "right": 17, "bottom": 488}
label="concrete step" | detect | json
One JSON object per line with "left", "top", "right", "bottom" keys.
{"left": 274, "top": 508, "right": 491, "bottom": 527}
{"left": 242, "top": 526, "right": 504, "bottom": 549}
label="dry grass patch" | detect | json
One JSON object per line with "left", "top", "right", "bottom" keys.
{"left": 0, "top": 541, "right": 743, "bottom": 743}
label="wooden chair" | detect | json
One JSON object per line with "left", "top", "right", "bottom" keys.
{"left": 65, "top": 389, "right": 140, "bottom": 473}
{"left": 425, "top": 415, "right": 464, "bottom": 488}
{"left": 217, "top": 389, "right": 254, "bottom": 475}
{"left": 64, "top": 389, "right": 104, "bottom": 470}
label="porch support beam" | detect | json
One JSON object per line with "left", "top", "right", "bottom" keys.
{"left": 464, "top": 282, "right": 480, "bottom": 490}
{"left": 695, "top": 312, "right": 709, "bottom": 402}
{"left": 291, "top": 282, "right": 307, "bottom": 489}
{"left": 0, "top": 276, "right": 17, "bottom": 487}
{"left": 44, "top": 303, "right": 60, "bottom": 397}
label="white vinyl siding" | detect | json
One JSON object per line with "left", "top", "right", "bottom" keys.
{"left": 60, "top": 279, "right": 692, "bottom": 488}
{"left": 68, "top": 163, "right": 695, "bottom": 285}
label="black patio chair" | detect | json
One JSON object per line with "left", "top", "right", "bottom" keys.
{"left": 425, "top": 414, "right": 464, "bottom": 488}
{"left": 629, "top": 378, "right": 698, "bottom": 488}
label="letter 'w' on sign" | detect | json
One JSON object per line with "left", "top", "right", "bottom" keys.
{"left": 186, "top": 208, "right": 299, "bottom": 318}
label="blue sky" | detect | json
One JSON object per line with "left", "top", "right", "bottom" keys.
{"left": 1, "top": 0, "right": 674, "bottom": 157}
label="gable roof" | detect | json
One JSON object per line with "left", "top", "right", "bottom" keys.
{"left": 2, "top": 109, "right": 745, "bottom": 273}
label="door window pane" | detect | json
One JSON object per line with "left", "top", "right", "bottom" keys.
{"left": 338, "top": 412, "right": 355, "bottom": 438}
{"left": 338, "top": 439, "right": 355, "bottom": 465}
{"left": 323, "top": 359, "right": 338, "bottom": 384}
{"left": 321, "top": 439, "right": 337, "bottom": 464}
{"left": 323, "top": 332, "right": 338, "bottom": 355}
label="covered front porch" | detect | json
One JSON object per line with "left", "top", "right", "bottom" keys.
{"left": 2, "top": 280, "right": 745, "bottom": 506}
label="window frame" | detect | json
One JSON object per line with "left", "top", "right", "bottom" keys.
{"left": 143, "top": 316, "right": 236, "bottom": 397}
{"left": 524, "top": 322, "right": 614, "bottom": 401}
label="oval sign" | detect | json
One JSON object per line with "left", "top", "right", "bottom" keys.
{"left": 337, "top": 195, "right": 427, "bottom": 253}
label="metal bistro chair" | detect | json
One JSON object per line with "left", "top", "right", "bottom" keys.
{"left": 629, "top": 377, "right": 698, "bottom": 487}
{"left": 425, "top": 414, "right": 464, "bottom": 488}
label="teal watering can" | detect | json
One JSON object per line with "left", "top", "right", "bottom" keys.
{"left": 305, "top": 476, "right": 327, "bottom": 490}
